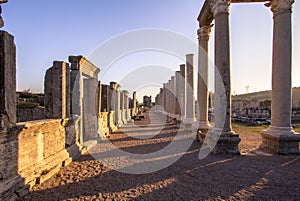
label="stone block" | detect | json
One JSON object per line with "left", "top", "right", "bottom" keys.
{"left": 0, "top": 31, "right": 16, "bottom": 124}
{"left": 261, "top": 131, "right": 300, "bottom": 155}
{"left": 207, "top": 131, "right": 241, "bottom": 155}
{"left": 98, "top": 112, "right": 110, "bottom": 139}
{"left": 44, "top": 61, "right": 70, "bottom": 119}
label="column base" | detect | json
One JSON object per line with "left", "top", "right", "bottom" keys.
{"left": 198, "top": 121, "right": 211, "bottom": 133}
{"left": 108, "top": 124, "right": 118, "bottom": 133}
{"left": 192, "top": 123, "right": 212, "bottom": 144}
{"left": 98, "top": 127, "right": 110, "bottom": 140}
{"left": 127, "top": 118, "right": 134, "bottom": 123}
{"left": 183, "top": 118, "right": 195, "bottom": 131}
{"left": 117, "top": 120, "right": 123, "bottom": 128}
{"left": 207, "top": 129, "right": 241, "bottom": 155}
{"left": 261, "top": 126, "right": 300, "bottom": 155}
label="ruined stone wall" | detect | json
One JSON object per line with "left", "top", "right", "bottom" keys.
{"left": 0, "top": 119, "right": 82, "bottom": 199}
{"left": 17, "top": 106, "right": 46, "bottom": 122}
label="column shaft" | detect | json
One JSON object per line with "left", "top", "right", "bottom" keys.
{"left": 180, "top": 64, "right": 186, "bottom": 119}
{"left": 185, "top": 54, "right": 195, "bottom": 121}
{"left": 197, "top": 25, "right": 212, "bottom": 130}
{"left": 271, "top": 1, "right": 293, "bottom": 128}
{"left": 213, "top": 1, "right": 231, "bottom": 132}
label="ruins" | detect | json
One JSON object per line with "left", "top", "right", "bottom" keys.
{"left": 156, "top": 0, "right": 299, "bottom": 154}
{"left": 0, "top": 0, "right": 299, "bottom": 199}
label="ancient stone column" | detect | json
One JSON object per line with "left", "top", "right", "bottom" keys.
{"left": 261, "top": 0, "right": 300, "bottom": 154}
{"left": 123, "top": 90, "right": 131, "bottom": 122}
{"left": 208, "top": 0, "right": 240, "bottom": 154}
{"left": 0, "top": 31, "right": 16, "bottom": 127}
{"left": 69, "top": 55, "right": 100, "bottom": 144}
{"left": 133, "top": 91, "right": 137, "bottom": 116}
{"left": 167, "top": 80, "right": 171, "bottom": 118}
{"left": 116, "top": 84, "right": 123, "bottom": 127}
{"left": 45, "top": 61, "right": 70, "bottom": 119}
{"left": 163, "top": 83, "right": 167, "bottom": 115}
{"left": 110, "top": 82, "right": 123, "bottom": 127}
{"left": 183, "top": 54, "right": 195, "bottom": 130}
{"left": 103, "top": 84, "right": 116, "bottom": 132}
{"left": 175, "top": 71, "right": 181, "bottom": 120}
{"left": 98, "top": 83, "right": 110, "bottom": 139}
{"left": 97, "top": 81, "right": 102, "bottom": 116}
{"left": 69, "top": 59, "right": 83, "bottom": 143}
{"left": 197, "top": 25, "right": 212, "bottom": 132}
{"left": 180, "top": 64, "right": 186, "bottom": 120}
{"left": 171, "top": 76, "right": 176, "bottom": 118}
{"left": 121, "top": 90, "right": 128, "bottom": 124}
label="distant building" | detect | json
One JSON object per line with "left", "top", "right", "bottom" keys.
{"left": 143, "top": 95, "right": 152, "bottom": 107}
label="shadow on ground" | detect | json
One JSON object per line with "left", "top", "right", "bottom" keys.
{"left": 20, "top": 112, "right": 300, "bottom": 200}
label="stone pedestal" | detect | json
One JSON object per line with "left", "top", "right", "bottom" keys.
{"left": 0, "top": 31, "right": 16, "bottom": 126}
{"left": 261, "top": 127, "right": 300, "bottom": 154}
{"left": 207, "top": 130, "right": 241, "bottom": 154}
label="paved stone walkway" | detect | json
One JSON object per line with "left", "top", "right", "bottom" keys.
{"left": 21, "top": 112, "right": 300, "bottom": 200}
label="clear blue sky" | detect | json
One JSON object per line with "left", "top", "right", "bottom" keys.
{"left": 2, "top": 0, "right": 300, "bottom": 101}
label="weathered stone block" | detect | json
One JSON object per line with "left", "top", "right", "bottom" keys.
{"left": 0, "top": 31, "right": 16, "bottom": 124}
{"left": 207, "top": 131, "right": 241, "bottom": 155}
{"left": 44, "top": 61, "right": 70, "bottom": 119}
{"left": 261, "top": 131, "right": 300, "bottom": 155}
{"left": 0, "top": 130, "right": 18, "bottom": 180}
{"left": 108, "top": 111, "right": 117, "bottom": 133}
{"left": 98, "top": 112, "right": 110, "bottom": 139}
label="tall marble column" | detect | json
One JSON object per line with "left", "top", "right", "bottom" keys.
{"left": 183, "top": 54, "right": 195, "bottom": 130}
{"left": 208, "top": 0, "right": 240, "bottom": 154}
{"left": 163, "top": 83, "right": 167, "bottom": 115}
{"left": 123, "top": 90, "right": 131, "bottom": 122}
{"left": 197, "top": 25, "right": 212, "bottom": 132}
{"left": 132, "top": 91, "right": 137, "bottom": 116}
{"left": 180, "top": 64, "right": 186, "bottom": 120}
{"left": 171, "top": 76, "right": 176, "bottom": 118}
{"left": 120, "top": 91, "right": 127, "bottom": 124}
{"left": 175, "top": 71, "right": 181, "bottom": 120}
{"left": 261, "top": 0, "right": 300, "bottom": 154}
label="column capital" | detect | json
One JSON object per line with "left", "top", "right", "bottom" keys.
{"left": 210, "top": 0, "right": 230, "bottom": 17}
{"left": 265, "top": 0, "right": 294, "bottom": 15}
{"left": 122, "top": 90, "right": 129, "bottom": 96}
{"left": 197, "top": 25, "right": 213, "bottom": 41}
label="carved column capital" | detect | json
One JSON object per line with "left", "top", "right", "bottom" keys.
{"left": 265, "top": 0, "right": 294, "bottom": 15}
{"left": 210, "top": 0, "right": 230, "bottom": 17}
{"left": 197, "top": 25, "right": 213, "bottom": 41}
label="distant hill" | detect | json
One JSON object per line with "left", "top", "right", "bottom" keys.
{"left": 232, "top": 87, "right": 300, "bottom": 107}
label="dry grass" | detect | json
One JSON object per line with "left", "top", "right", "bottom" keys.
{"left": 231, "top": 123, "right": 267, "bottom": 154}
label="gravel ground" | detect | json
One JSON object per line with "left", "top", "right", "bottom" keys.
{"left": 21, "top": 112, "right": 300, "bottom": 201}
